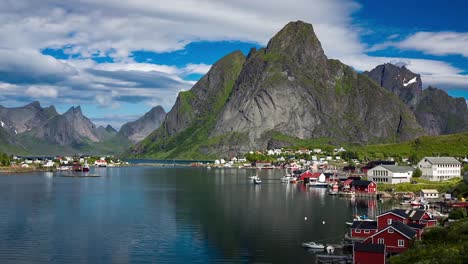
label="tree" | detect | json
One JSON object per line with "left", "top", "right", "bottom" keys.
{"left": 412, "top": 168, "right": 422, "bottom": 178}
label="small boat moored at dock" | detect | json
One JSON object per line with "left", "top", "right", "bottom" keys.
{"left": 301, "top": 241, "right": 325, "bottom": 250}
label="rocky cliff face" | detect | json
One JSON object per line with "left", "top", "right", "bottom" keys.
{"left": 118, "top": 105, "right": 166, "bottom": 143}
{"left": 0, "top": 101, "right": 58, "bottom": 134}
{"left": 213, "top": 21, "right": 422, "bottom": 148}
{"left": 364, "top": 64, "right": 422, "bottom": 110}
{"left": 132, "top": 21, "right": 424, "bottom": 158}
{"left": 131, "top": 51, "right": 246, "bottom": 157}
{"left": 31, "top": 106, "right": 102, "bottom": 145}
{"left": 365, "top": 64, "right": 468, "bottom": 135}
{"left": 415, "top": 87, "right": 468, "bottom": 135}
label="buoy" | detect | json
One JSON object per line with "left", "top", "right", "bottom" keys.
{"left": 322, "top": 221, "right": 326, "bottom": 225}
{"left": 304, "top": 217, "right": 308, "bottom": 220}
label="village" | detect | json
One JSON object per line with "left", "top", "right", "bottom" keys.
{"left": 0, "top": 155, "right": 129, "bottom": 173}
{"left": 207, "top": 148, "right": 468, "bottom": 263}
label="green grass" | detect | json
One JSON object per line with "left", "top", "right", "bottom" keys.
{"left": 377, "top": 178, "right": 462, "bottom": 193}
{"left": 351, "top": 132, "right": 468, "bottom": 161}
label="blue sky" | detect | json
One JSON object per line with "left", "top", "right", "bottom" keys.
{"left": 0, "top": 0, "right": 467, "bottom": 129}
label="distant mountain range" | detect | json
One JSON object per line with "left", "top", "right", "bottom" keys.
{"left": 0, "top": 101, "right": 166, "bottom": 155}
{"left": 131, "top": 21, "right": 468, "bottom": 159}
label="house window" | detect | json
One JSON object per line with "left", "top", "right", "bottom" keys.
{"left": 387, "top": 219, "right": 392, "bottom": 225}
{"left": 378, "top": 238, "right": 384, "bottom": 244}
{"left": 398, "top": 239, "right": 405, "bottom": 247}
{"left": 355, "top": 229, "right": 361, "bottom": 233}
{"left": 388, "top": 229, "right": 394, "bottom": 233}
{"left": 364, "top": 230, "right": 370, "bottom": 234}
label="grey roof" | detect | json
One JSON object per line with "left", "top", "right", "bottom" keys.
{"left": 390, "top": 221, "right": 417, "bottom": 238}
{"left": 423, "top": 157, "right": 461, "bottom": 165}
{"left": 351, "top": 180, "right": 373, "bottom": 187}
{"left": 380, "top": 165, "right": 415, "bottom": 173}
{"left": 382, "top": 209, "right": 431, "bottom": 221}
{"left": 351, "top": 221, "right": 378, "bottom": 230}
{"left": 354, "top": 242, "right": 385, "bottom": 253}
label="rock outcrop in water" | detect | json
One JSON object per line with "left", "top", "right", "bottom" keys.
{"left": 132, "top": 21, "right": 424, "bottom": 158}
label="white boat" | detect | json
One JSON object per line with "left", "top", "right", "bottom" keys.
{"left": 254, "top": 178, "right": 262, "bottom": 185}
{"left": 249, "top": 175, "right": 259, "bottom": 181}
{"left": 281, "top": 175, "right": 292, "bottom": 183}
{"left": 301, "top": 242, "right": 325, "bottom": 250}
{"left": 307, "top": 181, "right": 328, "bottom": 188}
{"left": 207, "top": 166, "right": 211, "bottom": 169}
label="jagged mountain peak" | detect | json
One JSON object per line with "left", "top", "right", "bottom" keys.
{"left": 64, "top": 105, "right": 83, "bottom": 116}
{"left": 118, "top": 104, "right": 168, "bottom": 143}
{"left": 364, "top": 63, "right": 422, "bottom": 109}
{"left": 25, "top": 100, "right": 42, "bottom": 109}
{"left": 265, "top": 20, "right": 326, "bottom": 65}
{"left": 105, "top": 124, "right": 117, "bottom": 133}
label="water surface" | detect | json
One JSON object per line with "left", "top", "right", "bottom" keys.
{"left": 0, "top": 166, "right": 392, "bottom": 263}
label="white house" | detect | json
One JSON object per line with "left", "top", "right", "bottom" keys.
{"left": 420, "top": 189, "right": 439, "bottom": 199}
{"left": 417, "top": 157, "right": 461, "bottom": 181}
{"left": 43, "top": 160, "right": 55, "bottom": 168}
{"left": 367, "top": 165, "right": 414, "bottom": 184}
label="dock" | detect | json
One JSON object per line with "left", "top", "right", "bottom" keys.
{"left": 315, "top": 254, "right": 352, "bottom": 264}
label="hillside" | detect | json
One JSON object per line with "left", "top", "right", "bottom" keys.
{"left": 353, "top": 132, "right": 468, "bottom": 161}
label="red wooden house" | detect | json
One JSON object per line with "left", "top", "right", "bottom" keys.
{"left": 363, "top": 221, "right": 417, "bottom": 253}
{"left": 351, "top": 180, "right": 377, "bottom": 194}
{"left": 353, "top": 242, "right": 386, "bottom": 264}
{"left": 377, "top": 209, "right": 437, "bottom": 230}
{"left": 299, "top": 171, "right": 324, "bottom": 181}
{"left": 350, "top": 221, "right": 378, "bottom": 239}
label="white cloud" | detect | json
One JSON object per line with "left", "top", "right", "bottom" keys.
{"left": 0, "top": 0, "right": 466, "bottom": 127}
{"left": 182, "top": 63, "right": 212, "bottom": 75}
{"left": 396, "top": 31, "right": 468, "bottom": 57}
{"left": 25, "top": 86, "right": 59, "bottom": 98}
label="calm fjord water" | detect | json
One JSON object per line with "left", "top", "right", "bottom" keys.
{"left": 0, "top": 166, "right": 390, "bottom": 263}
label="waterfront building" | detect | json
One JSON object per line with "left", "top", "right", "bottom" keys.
{"left": 367, "top": 165, "right": 414, "bottom": 184}
{"left": 351, "top": 180, "right": 377, "bottom": 195}
{"left": 353, "top": 243, "right": 385, "bottom": 264}
{"left": 350, "top": 221, "right": 378, "bottom": 240}
{"left": 419, "top": 189, "right": 439, "bottom": 199}
{"left": 363, "top": 221, "right": 417, "bottom": 253}
{"left": 417, "top": 157, "right": 461, "bottom": 181}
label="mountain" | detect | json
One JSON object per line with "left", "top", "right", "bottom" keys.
{"left": 118, "top": 105, "right": 166, "bottom": 143}
{"left": 365, "top": 64, "right": 468, "bottom": 135}
{"left": 31, "top": 106, "right": 101, "bottom": 145}
{"left": 363, "top": 64, "right": 422, "bottom": 110}
{"left": 415, "top": 87, "right": 468, "bottom": 135}
{"left": 0, "top": 101, "right": 58, "bottom": 135}
{"left": 0, "top": 102, "right": 131, "bottom": 155}
{"left": 132, "top": 21, "right": 424, "bottom": 159}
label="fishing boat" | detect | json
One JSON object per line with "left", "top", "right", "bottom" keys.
{"left": 301, "top": 241, "right": 325, "bottom": 250}
{"left": 410, "top": 199, "right": 427, "bottom": 207}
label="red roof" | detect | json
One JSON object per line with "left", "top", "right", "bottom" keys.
{"left": 343, "top": 179, "right": 353, "bottom": 186}
{"left": 299, "top": 171, "right": 323, "bottom": 180}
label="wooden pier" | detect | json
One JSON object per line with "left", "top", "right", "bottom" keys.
{"left": 315, "top": 254, "right": 352, "bottom": 264}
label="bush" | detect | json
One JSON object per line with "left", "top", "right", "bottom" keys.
{"left": 412, "top": 168, "right": 422, "bottom": 178}
{"left": 449, "top": 208, "right": 467, "bottom": 220}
